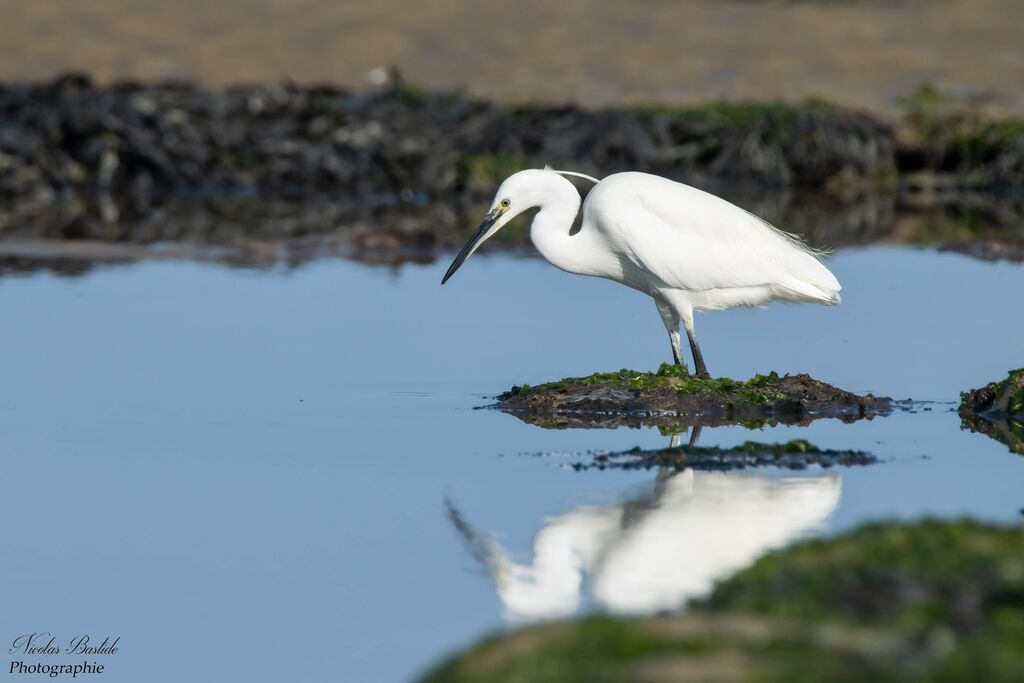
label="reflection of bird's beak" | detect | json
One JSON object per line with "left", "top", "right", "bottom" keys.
{"left": 441, "top": 207, "right": 501, "bottom": 284}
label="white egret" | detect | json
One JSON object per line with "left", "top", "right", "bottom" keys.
{"left": 442, "top": 168, "right": 841, "bottom": 378}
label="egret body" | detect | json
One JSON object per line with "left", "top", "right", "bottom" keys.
{"left": 442, "top": 169, "right": 841, "bottom": 377}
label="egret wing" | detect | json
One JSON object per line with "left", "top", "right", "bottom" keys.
{"left": 587, "top": 173, "right": 839, "bottom": 297}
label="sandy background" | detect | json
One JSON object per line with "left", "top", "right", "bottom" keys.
{"left": 0, "top": 0, "right": 1021, "bottom": 113}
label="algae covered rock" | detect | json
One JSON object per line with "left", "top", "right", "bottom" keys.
{"left": 703, "top": 519, "right": 1024, "bottom": 629}
{"left": 960, "top": 368, "right": 1024, "bottom": 454}
{"left": 420, "top": 520, "right": 1024, "bottom": 683}
{"left": 496, "top": 365, "right": 891, "bottom": 429}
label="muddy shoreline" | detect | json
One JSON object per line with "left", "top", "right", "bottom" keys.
{"left": 2, "top": 77, "right": 1023, "bottom": 247}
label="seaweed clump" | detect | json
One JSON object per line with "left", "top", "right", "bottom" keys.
{"left": 421, "top": 519, "right": 1024, "bottom": 683}
{"left": 897, "top": 84, "right": 1024, "bottom": 189}
{"left": 960, "top": 368, "right": 1024, "bottom": 455}
{"left": 497, "top": 365, "right": 891, "bottom": 429}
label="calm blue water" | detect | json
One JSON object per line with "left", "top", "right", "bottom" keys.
{"left": 1, "top": 246, "right": 1022, "bottom": 682}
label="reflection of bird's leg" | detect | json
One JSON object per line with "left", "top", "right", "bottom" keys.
{"left": 688, "top": 424, "right": 702, "bottom": 447}
{"left": 682, "top": 311, "right": 711, "bottom": 379}
{"left": 669, "top": 433, "right": 682, "bottom": 449}
{"left": 655, "top": 299, "right": 687, "bottom": 370}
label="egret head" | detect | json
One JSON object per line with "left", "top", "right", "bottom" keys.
{"left": 441, "top": 169, "right": 577, "bottom": 284}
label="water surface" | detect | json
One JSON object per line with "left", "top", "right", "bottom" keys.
{"left": 1, "top": 246, "right": 1022, "bottom": 682}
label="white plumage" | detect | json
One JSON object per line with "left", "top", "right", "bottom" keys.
{"left": 442, "top": 168, "right": 841, "bottom": 377}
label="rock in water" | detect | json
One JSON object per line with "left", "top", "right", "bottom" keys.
{"left": 496, "top": 366, "right": 892, "bottom": 429}
{"left": 960, "top": 368, "right": 1024, "bottom": 455}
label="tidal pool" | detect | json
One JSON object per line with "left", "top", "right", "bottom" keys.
{"left": 1, "top": 245, "right": 1022, "bottom": 682}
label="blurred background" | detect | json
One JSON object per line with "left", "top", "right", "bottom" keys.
{"left": 2, "top": 0, "right": 1022, "bottom": 113}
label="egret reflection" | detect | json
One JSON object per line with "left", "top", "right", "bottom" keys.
{"left": 447, "top": 469, "right": 840, "bottom": 622}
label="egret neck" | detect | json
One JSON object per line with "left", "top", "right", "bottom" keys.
{"left": 526, "top": 175, "right": 602, "bottom": 278}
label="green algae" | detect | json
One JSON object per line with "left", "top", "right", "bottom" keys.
{"left": 505, "top": 366, "right": 787, "bottom": 406}
{"left": 506, "top": 365, "right": 689, "bottom": 395}
{"left": 703, "top": 519, "right": 1024, "bottom": 630}
{"left": 677, "top": 439, "right": 821, "bottom": 457}
{"left": 898, "top": 83, "right": 962, "bottom": 149}
{"left": 898, "top": 83, "right": 1024, "bottom": 175}
{"left": 422, "top": 615, "right": 924, "bottom": 683}
{"left": 960, "top": 369, "right": 1024, "bottom": 455}
{"left": 420, "top": 520, "right": 1024, "bottom": 683}
{"left": 745, "top": 438, "right": 815, "bottom": 454}
{"left": 499, "top": 368, "right": 890, "bottom": 430}
{"left": 622, "top": 98, "right": 835, "bottom": 126}
{"left": 947, "top": 119, "right": 1024, "bottom": 169}
{"left": 464, "top": 151, "right": 531, "bottom": 184}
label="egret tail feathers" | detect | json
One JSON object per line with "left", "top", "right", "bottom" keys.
{"left": 777, "top": 250, "right": 842, "bottom": 304}
{"left": 776, "top": 276, "right": 842, "bottom": 305}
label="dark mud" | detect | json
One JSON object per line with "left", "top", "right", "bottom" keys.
{"left": 960, "top": 369, "right": 1024, "bottom": 455}
{"left": 0, "top": 76, "right": 887, "bottom": 236}
{"left": 943, "top": 236, "right": 1024, "bottom": 262}
{"left": 0, "top": 76, "right": 888, "bottom": 197}
{"left": 495, "top": 367, "right": 892, "bottom": 429}
{"left": 575, "top": 439, "right": 876, "bottom": 472}
{"left": 2, "top": 76, "right": 1023, "bottom": 243}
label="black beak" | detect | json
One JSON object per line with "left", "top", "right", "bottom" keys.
{"left": 441, "top": 208, "right": 501, "bottom": 284}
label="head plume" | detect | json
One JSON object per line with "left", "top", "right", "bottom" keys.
{"left": 543, "top": 165, "right": 600, "bottom": 184}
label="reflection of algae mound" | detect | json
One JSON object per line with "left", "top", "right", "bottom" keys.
{"left": 421, "top": 520, "right": 1024, "bottom": 683}
{"left": 579, "top": 439, "right": 876, "bottom": 471}
{"left": 960, "top": 368, "right": 1024, "bottom": 455}
{"left": 496, "top": 365, "right": 891, "bottom": 429}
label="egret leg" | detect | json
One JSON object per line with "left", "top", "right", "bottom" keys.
{"left": 669, "top": 329, "right": 685, "bottom": 366}
{"left": 655, "top": 299, "right": 688, "bottom": 370}
{"left": 682, "top": 314, "right": 711, "bottom": 379}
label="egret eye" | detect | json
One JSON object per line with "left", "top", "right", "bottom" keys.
{"left": 500, "top": 199, "right": 511, "bottom": 209}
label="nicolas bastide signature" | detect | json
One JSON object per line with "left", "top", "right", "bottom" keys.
{"left": 9, "top": 633, "right": 120, "bottom": 656}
